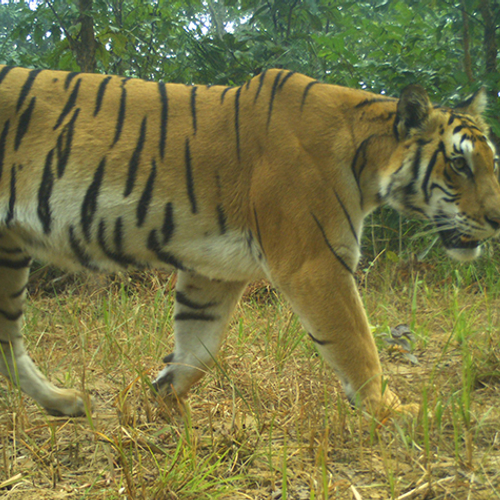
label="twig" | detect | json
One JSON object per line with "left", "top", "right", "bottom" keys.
{"left": 395, "top": 476, "right": 455, "bottom": 500}
{"left": 350, "top": 484, "right": 363, "bottom": 500}
{"left": 0, "top": 473, "right": 24, "bottom": 489}
{"left": 44, "top": 0, "right": 75, "bottom": 46}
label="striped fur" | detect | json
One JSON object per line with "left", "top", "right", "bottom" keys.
{"left": 0, "top": 66, "right": 499, "bottom": 418}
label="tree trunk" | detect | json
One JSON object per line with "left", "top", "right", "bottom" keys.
{"left": 75, "top": 0, "right": 97, "bottom": 73}
{"left": 478, "top": 0, "right": 498, "bottom": 99}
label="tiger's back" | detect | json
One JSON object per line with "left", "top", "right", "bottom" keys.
{"left": 0, "top": 66, "right": 395, "bottom": 280}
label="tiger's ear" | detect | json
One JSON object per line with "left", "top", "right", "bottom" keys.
{"left": 394, "top": 85, "right": 432, "bottom": 140}
{"left": 454, "top": 88, "right": 487, "bottom": 117}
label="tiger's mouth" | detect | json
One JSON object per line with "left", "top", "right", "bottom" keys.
{"left": 438, "top": 228, "right": 480, "bottom": 250}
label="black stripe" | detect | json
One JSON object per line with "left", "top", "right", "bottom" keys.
{"left": 6, "top": 166, "right": 16, "bottom": 226}
{"left": 0, "top": 247, "right": 23, "bottom": 254}
{"left": 0, "top": 256, "right": 31, "bottom": 269}
{"left": 393, "top": 113, "right": 401, "bottom": 141}
{"left": 11, "top": 284, "right": 27, "bottom": 299}
{"left": 312, "top": 213, "right": 353, "bottom": 274}
{"left": 350, "top": 137, "right": 372, "bottom": 204}
{"left": 37, "top": 149, "right": 55, "bottom": 234}
{"left": 444, "top": 169, "right": 453, "bottom": 185}
{"left": 246, "top": 230, "right": 254, "bottom": 252}
{"left": 137, "top": 159, "right": 156, "bottom": 227}
{"left": 422, "top": 142, "right": 444, "bottom": 202}
{"left": 430, "top": 182, "right": 454, "bottom": 197}
{"left": 453, "top": 125, "right": 464, "bottom": 135}
{"left": 0, "top": 66, "right": 13, "bottom": 86}
{"left": 253, "top": 206, "right": 264, "bottom": 256}
{"left": 334, "top": 190, "right": 358, "bottom": 245}
{"left": 163, "top": 353, "right": 174, "bottom": 364}
{"left": 191, "top": 86, "right": 197, "bottom": 134}
{"left": 405, "top": 144, "right": 424, "bottom": 196}
{"left": 53, "top": 78, "right": 81, "bottom": 130}
{"left": 460, "top": 134, "right": 471, "bottom": 145}
{"left": 158, "top": 82, "right": 168, "bottom": 159}
{"left": 185, "top": 139, "right": 197, "bottom": 213}
{"left": 94, "top": 76, "right": 112, "bottom": 116}
{"left": 176, "top": 291, "right": 217, "bottom": 310}
{"left": 124, "top": 116, "right": 147, "bottom": 197}
{"left": 14, "top": 96, "right": 36, "bottom": 150}
{"left": 147, "top": 229, "right": 184, "bottom": 269}
{"left": 267, "top": 71, "right": 283, "bottom": 129}
{"left": 216, "top": 205, "right": 227, "bottom": 235}
{"left": 278, "top": 70, "right": 295, "bottom": 91}
{"left": 16, "top": 68, "right": 42, "bottom": 113}
{"left": 406, "top": 204, "right": 426, "bottom": 217}
{"left": 174, "top": 311, "right": 217, "bottom": 321}
{"left": 442, "top": 196, "right": 459, "bottom": 203}
{"left": 162, "top": 202, "right": 175, "bottom": 244}
{"left": 114, "top": 217, "right": 124, "bottom": 252}
{"left": 81, "top": 157, "right": 106, "bottom": 241}
{"left": 68, "top": 225, "right": 97, "bottom": 270}
{"left": 56, "top": 108, "right": 80, "bottom": 178}
{"left": 254, "top": 70, "right": 267, "bottom": 103}
{"left": 220, "top": 87, "right": 231, "bottom": 104}
{"left": 112, "top": 85, "right": 127, "bottom": 146}
{"left": 0, "top": 119, "right": 10, "bottom": 181}
{"left": 0, "top": 308, "right": 23, "bottom": 322}
{"left": 301, "top": 81, "right": 320, "bottom": 110}
{"left": 355, "top": 97, "right": 395, "bottom": 109}
{"left": 234, "top": 86, "right": 241, "bottom": 160}
{"left": 97, "top": 219, "right": 139, "bottom": 268}
{"left": 64, "top": 71, "right": 79, "bottom": 90}
{"left": 308, "top": 332, "right": 331, "bottom": 346}
{"left": 153, "top": 371, "right": 174, "bottom": 391}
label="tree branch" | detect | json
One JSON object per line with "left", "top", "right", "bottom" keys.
{"left": 44, "top": 0, "right": 75, "bottom": 48}
{"left": 478, "top": 0, "right": 497, "bottom": 77}
{"left": 461, "top": 0, "right": 474, "bottom": 83}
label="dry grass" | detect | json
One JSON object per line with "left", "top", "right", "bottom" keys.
{"left": 1, "top": 259, "right": 500, "bottom": 499}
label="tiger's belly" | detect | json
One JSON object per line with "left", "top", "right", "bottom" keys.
{"left": 10, "top": 224, "right": 266, "bottom": 282}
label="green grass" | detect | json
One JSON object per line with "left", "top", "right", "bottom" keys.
{"left": 1, "top": 255, "right": 500, "bottom": 499}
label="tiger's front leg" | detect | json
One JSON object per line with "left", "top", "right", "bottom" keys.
{"left": 277, "top": 256, "right": 405, "bottom": 418}
{"left": 153, "top": 270, "right": 248, "bottom": 401}
{"left": 0, "top": 234, "right": 86, "bottom": 417}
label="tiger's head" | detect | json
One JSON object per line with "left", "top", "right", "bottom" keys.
{"left": 381, "top": 85, "right": 500, "bottom": 261}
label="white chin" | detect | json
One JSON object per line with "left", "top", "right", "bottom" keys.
{"left": 446, "top": 246, "right": 481, "bottom": 261}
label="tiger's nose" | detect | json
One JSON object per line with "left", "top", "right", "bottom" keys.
{"left": 485, "top": 215, "right": 500, "bottom": 230}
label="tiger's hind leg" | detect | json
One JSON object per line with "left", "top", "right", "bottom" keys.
{"left": 0, "top": 233, "right": 86, "bottom": 417}
{"left": 153, "top": 270, "right": 247, "bottom": 401}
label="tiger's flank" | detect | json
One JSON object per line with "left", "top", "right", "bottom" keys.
{"left": 0, "top": 65, "right": 499, "bottom": 418}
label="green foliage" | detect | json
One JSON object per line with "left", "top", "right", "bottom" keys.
{"left": 1, "top": 1, "right": 498, "bottom": 95}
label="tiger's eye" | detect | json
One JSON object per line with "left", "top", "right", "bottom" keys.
{"left": 451, "top": 157, "right": 472, "bottom": 178}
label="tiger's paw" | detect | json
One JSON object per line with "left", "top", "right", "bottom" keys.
{"left": 151, "top": 366, "right": 190, "bottom": 419}
{"left": 375, "top": 389, "right": 419, "bottom": 423}
{"left": 43, "top": 389, "right": 91, "bottom": 418}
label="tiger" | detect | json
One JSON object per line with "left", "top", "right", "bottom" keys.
{"left": 0, "top": 65, "right": 499, "bottom": 419}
